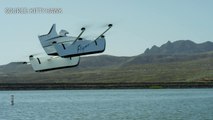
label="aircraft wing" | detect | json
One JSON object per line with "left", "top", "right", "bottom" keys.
{"left": 29, "top": 55, "right": 80, "bottom": 72}
{"left": 53, "top": 37, "right": 106, "bottom": 57}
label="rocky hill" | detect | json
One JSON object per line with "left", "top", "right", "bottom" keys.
{"left": 144, "top": 40, "right": 213, "bottom": 55}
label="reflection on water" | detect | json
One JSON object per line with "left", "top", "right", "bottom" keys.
{"left": 0, "top": 89, "right": 213, "bottom": 120}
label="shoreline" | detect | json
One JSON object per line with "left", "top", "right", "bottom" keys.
{"left": 0, "top": 82, "right": 213, "bottom": 90}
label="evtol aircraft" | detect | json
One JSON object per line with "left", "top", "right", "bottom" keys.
{"left": 28, "top": 24, "right": 112, "bottom": 72}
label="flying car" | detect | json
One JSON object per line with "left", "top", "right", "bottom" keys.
{"left": 39, "top": 24, "right": 112, "bottom": 57}
{"left": 28, "top": 24, "right": 112, "bottom": 72}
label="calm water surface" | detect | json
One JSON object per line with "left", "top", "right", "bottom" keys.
{"left": 0, "top": 89, "right": 212, "bottom": 120}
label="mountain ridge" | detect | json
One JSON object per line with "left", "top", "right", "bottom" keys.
{"left": 144, "top": 40, "right": 213, "bottom": 55}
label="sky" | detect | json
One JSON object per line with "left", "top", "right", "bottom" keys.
{"left": 0, "top": 0, "right": 213, "bottom": 65}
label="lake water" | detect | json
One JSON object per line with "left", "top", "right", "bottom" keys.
{"left": 0, "top": 89, "right": 212, "bottom": 120}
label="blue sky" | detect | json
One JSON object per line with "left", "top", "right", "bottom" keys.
{"left": 0, "top": 0, "right": 213, "bottom": 65}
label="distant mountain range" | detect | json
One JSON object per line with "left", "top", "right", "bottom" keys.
{"left": 0, "top": 40, "right": 213, "bottom": 83}
{"left": 144, "top": 40, "right": 213, "bottom": 55}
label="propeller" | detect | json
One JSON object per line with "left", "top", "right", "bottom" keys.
{"left": 75, "top": 27, "right": 86, "bottom": 40}
{"left": 94, "top": 24, "right": 113, "bottom": 40}
{"left": 99, "top": 23, "right": 114, "bottom": 28}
